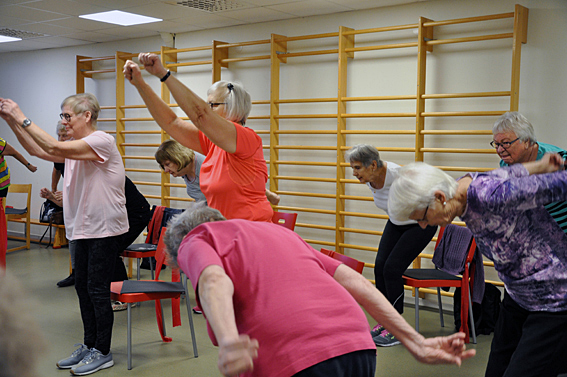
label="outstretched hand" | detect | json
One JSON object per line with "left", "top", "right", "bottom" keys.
{"left": 413, "top": 332, "right": 476, "bottom": 366}
{"left": 123, "top": 60, "right": 145, "bottom": 86}
{"left": 138, "top": 52, "right": 168, "bottom": 79}
{"left": 27, "top": 163, "right": 37, "bottom": 172}
{"left": 217, "top": 334, "right": 259, "bottom": 377}
{"left": 0, "top": 98, "right": 25, "bottom": 125}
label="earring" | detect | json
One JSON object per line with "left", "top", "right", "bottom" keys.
{"left": 443, "top": 201, "right": 447, "bottom": 205}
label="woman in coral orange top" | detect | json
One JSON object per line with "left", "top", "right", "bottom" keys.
{"left": 124, "top": 53, "right": 274, "bottom": 222}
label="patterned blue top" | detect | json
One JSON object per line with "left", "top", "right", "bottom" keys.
{"left": 461, "top": 164, "right": 567, "bottom": 311}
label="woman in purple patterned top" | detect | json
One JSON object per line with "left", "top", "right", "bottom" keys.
{"left": 387, "top": 154, "right": 567, "bottom": 377}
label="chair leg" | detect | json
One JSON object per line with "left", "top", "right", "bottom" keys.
{"left": 437, "top": 287, "right": 444, "bottom": 328}
{"left": 136, "top": 259, "right": 141, "bottom": 281}
{"left": 149, "top": 258, "right": 154, "bottom": 280}
{"left": 127, "top": 303, "right": 133, "bottom": 370}
{"left": 468, "top": 287, "right": 477, "bottom": 344}
{"left": 415, "top": 288, "right": 420, "bottom": 332}
{"left": 158, "top": 299, "right": 167, "bottom": 337}
{"left": 182, "top": 274, "right": 199, "bottom": 357}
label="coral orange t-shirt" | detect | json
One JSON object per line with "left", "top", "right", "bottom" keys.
{"left": 199, "top": 123, "right": 273, "bottom": 221}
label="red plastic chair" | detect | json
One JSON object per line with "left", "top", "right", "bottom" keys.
{"left": 271, "top": 211, "right": 298, "bottom": 231}
{"left": 320, "top": 248, "right": 365, "bottom": 274}
{"left": 402, "top": 225, "right": 478, "bottom": 344}
{"left": 111, "top": 228, "right": 198, "bottom": 369}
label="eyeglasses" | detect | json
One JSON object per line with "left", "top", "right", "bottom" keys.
{"left": 416, "top": 205, "right": 429, "bottom": 223}
{"left": 208, "top": 102, "right": 227, "bottom": 109}
{"left": 490, "top": 137, "right": 520, "bottom": 150}
{"left": 59, "top": 112, "right": 83, "bottom": 122}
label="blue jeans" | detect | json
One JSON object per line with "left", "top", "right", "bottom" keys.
{"left": 74, "top": 235, "right": 121, "bottom": 355}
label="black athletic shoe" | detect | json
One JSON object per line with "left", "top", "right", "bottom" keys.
{"left": 57, "top": 272, "right": 75, "bottom": 288}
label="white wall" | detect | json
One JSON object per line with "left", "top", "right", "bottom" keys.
{"left": 1, "top": 0, "right": 566, "bottom": 268}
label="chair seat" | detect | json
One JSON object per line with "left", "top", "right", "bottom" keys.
{"left": 125, "top": 243, "right": 157, "bottom": 252}
{"left": 110, "top": 281, "right": 183, "bottom": 303}
{"left": 403, "top": 268, "right": 462, "bottom": 281}
{"left": 5, "top": 207, "right": 27, "bottom": 215}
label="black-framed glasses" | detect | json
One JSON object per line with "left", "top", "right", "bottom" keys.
{"left": 416, "top": 205, "right": 429, "bottom": 223}
{"left": 208, "top": 102, "right": 227, "bottom": 109}
{"left": 490, "top": 137, "right": 520, "bottom": 150}
{"left": 59, "top": 113, "right": 73, "bottom": 122}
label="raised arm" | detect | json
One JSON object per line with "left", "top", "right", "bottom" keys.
{"left": 198, "top": 265, "right": 258, "bottom": 377}
{"left": 0, "top": 98, "right": 100, "bottom": 162}
{"left": 333, "top": 264, "right": 475, "bottom": 366}
{"left": 135, "top": 53, "right": 237, "bottom": 153}
{"left": 123, "top": 60, "right": 202, "bottom": 153}
{"left": 2, "top": 142, "right": 37, "bottom": 172}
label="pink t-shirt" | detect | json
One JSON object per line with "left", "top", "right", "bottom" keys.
{"left": 178, "top": 220, "right": 375, "bottom": 377}
{"left": 63, "top": 131, "right": 128, "bottom": 240}
{"left": 198, "top": 123, "right": 273, "bottom": 222}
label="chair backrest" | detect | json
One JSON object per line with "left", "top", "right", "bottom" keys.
{"left": 320, "top": 248, "right": 335, "bottom": 257}
{"left": 433, "top": 225, "right": 477, "bottom": 274}
{"left": 271, "top": 211, "right": 298, "bottom": 231}
{"left": 154, "top": 228, "right": 169, "bottom": 280}
{"left": 5, "top": 184, "right": 31, "bottom": 216}
{"left": 331, "top": 252, "right": 365, "bottom": 274}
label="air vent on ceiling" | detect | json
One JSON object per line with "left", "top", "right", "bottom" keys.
{"left": 175, "top": 0, "right": 246, "bottom": 12}
{"left": 0, "top": 28, "right": 48, "bottom": 39}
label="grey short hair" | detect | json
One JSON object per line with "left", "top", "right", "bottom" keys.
{"left": 344, "top": 144, "right": 384, "bottom": 168}
{"left": 388, "top": 162, "right": 458, "bottom": 221}
{"left": 56, "top": 120, "right": 66, "bottom": 134}
{"left": 60, "top": 93, "right": 100, "bottom": 129}
{"left": 493, "top": 111, "right": 537, "bottom": 144}
{"left": 164, "top": 202, "right": 226, "bottom": 268}
{"left": 207, "top": 81, "right": 251, "bottom": 125}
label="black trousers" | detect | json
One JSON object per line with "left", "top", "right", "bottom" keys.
{"left": 374, "top": 221, "right": 437, "bottom": 314}
{"left": 292, "top": 349, "right": 376, "bottom": 377}
{"left": 74, "top": 235, "right": 121, "bottom": 355}
{"left": 485, "top": 291, "right": 567, "bottom": 377}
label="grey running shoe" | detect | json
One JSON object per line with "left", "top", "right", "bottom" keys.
{"left": 71, "top": 348, "right": 114, "bottom": 376}
{"left": 370, "top": 323, "right": 385, "bottom": 338}
{"left": 373, "top": 330, "right": 401, "bottom": 347}
{"left": 56, "top": 344, "right": 90, "bottom": 369}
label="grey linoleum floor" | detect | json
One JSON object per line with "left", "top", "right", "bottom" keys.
{"left": 5, "top": 239, "right": 493, "bottom": 377}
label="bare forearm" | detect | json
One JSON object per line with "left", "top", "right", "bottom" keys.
{"left": 6, "top": 121, "right": 57, "bottom": 161}
{"left": 51, "top": 168, "right": 62, "bottom": 192}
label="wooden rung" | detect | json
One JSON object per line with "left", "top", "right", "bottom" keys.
{"left": 274, "top": 145, "right": 336, "bottom": 150}
{"left": 78, "top": 56, "right": 115, "bottom": 62}
{"left": 221, "top": 55, "right": 271, "bottom": 63}
{"left": 274, "top": 114, "right": 337, "bottom": 119}
{"left": 423, "top": 11, "right": 514, "bottom": 27}
{"left": 339, "top": 195, "right": 374, "bottom": 201}
{"left": 278, "top": 31, "right": 338, "bottom": 42}
{"left": 342, "top": 95, "right": 416, "bottom": 101}
{"left": 427, "top": 32, "right": 513, "bottom": 46}
{"left": 122, "top": 156, "right": 155, "bottom": 160}
{"left": 343, "top": 23, "right": 418, "bottom": 35}
{"left": 277, "top": 97, "right": 337, "bottom": 104}
{"left": 342, "top": 112, "right": 416, "bottom": 118}
{"left": 120, "top": 117, "right": 155, "bottom": 121}
{"left": 273, "top": 205, "right": 335, "bottom": 215}
{"left": 274, "top": 161, "right": 336, "bottom": 167}
{"left": 420, "top": 130, "right": 492, "bottom": 135}
{"left": 215, "top": 39, "right": 270, "bottom": 48}
{"left": 422, "top": 91, "right": 510, "bottom": 99}
{"left": 165, "top": 45, "right": 212, "bottom": 53}
{"left": 297, "top": 222, "right": 336, "bottom": 231}
{"left": 119, "top": 143, "right": 161, "bottom": 147}
{"left": 339, "top": 211, "right": 389, "bottom": 220}
{"left": 341, "top": 130, "right": 415, "bottom": 135}
{"left": 339, "top": 227, "right": 383, "bottom": 236}
{"left": 274, "top": 175, "right": 336, "bottom": 183}
{"left": 124, "top": 168, "right": 160, "bottom": 173}
{"left": 120, "top": 130, "right": 161, "bottom": 134}
{"left": 168, "top": 60, "right": 212, "bottom": 67}
{"left": 346, "top": 41, "right": 418, "bottom": 53}
{"left": 164, "top": 196, "right": 195, "bottom": 202}
{"left": 434, "top": 165, "right": 495, "bottom": 172}
{"left": 338, "top": 243, "right": 378, "bottom": 252}
{"left": 275, "top": 130, "right": 337, "bottom": 135}
{"left": 280, "top": 49, "right": 338, "bottom": 58}
{"left": 421, "top": 147, "right": 495, "bottom": 154}
{"left": 421, "top": 110, "right": 506, "bottom": 117}
{"left": 131, "top": 181, "right": 160, "bottom": 186}
{"left": 83, "top": 69, "right": 115, "bottom": 74}
{"left": 275, "top": 191, "right": 335, "bottom": 199}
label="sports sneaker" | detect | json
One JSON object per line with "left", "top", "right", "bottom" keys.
{"left": 56, "top": 344, "right": 90, "bottom": 369}
{"left": 373, "top": 329, "right": 401, "bottom": 347}
{"left": 71, "top": 348, "right": 114, "bottom": 376}
{"left": 192, "top": 306, "right": 202, "bottom": 314}
{"left": 370, "top": 323, "right": 384, "bottom": 338}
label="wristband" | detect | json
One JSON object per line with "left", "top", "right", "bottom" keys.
{"left": 160, "top": 70, "right": 171, "bottom": 82}
{"left": 26, "top": 162, "right": 30, "bottom": 166}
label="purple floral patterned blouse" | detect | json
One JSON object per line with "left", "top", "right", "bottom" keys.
{"left": 460, "top": 164, "right": 567, "bottom": 312}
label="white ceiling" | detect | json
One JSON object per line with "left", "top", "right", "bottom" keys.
{"left": 0, "top": 0, "right": 425, "bottom": 53}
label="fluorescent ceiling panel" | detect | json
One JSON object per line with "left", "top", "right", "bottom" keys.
{"left": 0, "top": 36, "right": 22, "bottom": 43}
{"left": 79, "top": 10, "right": 162, "bottom": 26}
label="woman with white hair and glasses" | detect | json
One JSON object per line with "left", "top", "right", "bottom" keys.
{"left": 1, "top": 93, "right": 127, "bottom": 375}
{"left": 123, "top": 53, "right": 274, "bottom": 221}
{"left": 345, "top": 144, "right": 437, "bottom": 347}
{"left": 388, "top": 154, "right": 567, "bottom": 377}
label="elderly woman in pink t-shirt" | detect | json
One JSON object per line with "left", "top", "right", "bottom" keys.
{"left": 123, "top": 54, "right": 275, "bottom": 221}
{"left": 1, "top": 93, "right": 126, "bottom": 375}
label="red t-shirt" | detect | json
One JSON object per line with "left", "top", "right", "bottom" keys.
{"left": 178, "top": 220, "right": 376, "bottom": 377}
{"left": 198, "top": 123, "right": 273, "bottom": 221}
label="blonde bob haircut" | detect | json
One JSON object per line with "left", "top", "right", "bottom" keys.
{"left": 60, "top": 93, "right": 100, "bottom": 129}
{"left": 388, "top": 162, "right": 458, "bottom": 221}
{"left": 155, "top": 139, "right": 195, "bottom": 171}
{"left": 207, "top": 81, "right": 251, "bottom": 125}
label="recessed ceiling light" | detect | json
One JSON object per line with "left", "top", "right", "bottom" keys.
{"left": 79, "top": 10, "right": 162, "bottom": 26}
{"left": 0, "top": 36, "right": 22, "bottom": 43}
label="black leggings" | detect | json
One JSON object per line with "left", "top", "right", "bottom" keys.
{"left": 74, "top": 235, "right": 121, "bottom": 355}
{"left": 375, "top": 221, "right": 437, "bottom": 314}
{"left": 292, "top": 349, "right": 376, "bottom": 377}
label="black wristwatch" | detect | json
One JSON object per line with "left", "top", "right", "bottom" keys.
{"left": 21, "top": 118, "right": 32, "bottom": 128}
